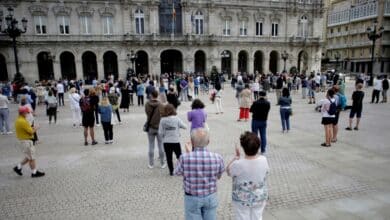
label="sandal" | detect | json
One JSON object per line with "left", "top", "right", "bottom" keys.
{"left": 321, "top": 143, "right": 331, "bottom": 147}
{"left": 345, "top": 127, "right": 352, "bottom": 131}
{"left": 331, "top": 139, "right": 337, "bottom": 143}
{"left": 354, "top": 127, "right": 359, "bottom": 130}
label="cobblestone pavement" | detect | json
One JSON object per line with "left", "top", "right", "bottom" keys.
{"left": 1, "top": 79, "right": 390, "bottom": 219}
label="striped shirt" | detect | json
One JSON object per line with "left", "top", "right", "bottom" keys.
{"left": 174, "top": 147, "right": 225, "bottom": 196}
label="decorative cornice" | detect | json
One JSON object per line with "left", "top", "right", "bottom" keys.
{"left": 219, "top": 8, "right": 234, "bottom": 20}
{"left": 254, "top": 10, "right": 267, "bottom": 21}
{"left": 53, "top": 4, "right": 72, "bottom": 16}
{"left": 76, "top": 2, "right": 95, "bottom": 17}
{"left": 29, "top": 5, "right": 49, "bottom": 16}
{"left": 237, "top": 9, "right": 250, "bottom": 21}
{"left": 269, "top": 11, "right": 282, "bottom": 22}
{"left": 99, "top": 2, "right": 116, "bottom": 17}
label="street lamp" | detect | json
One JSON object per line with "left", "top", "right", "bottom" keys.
{"left": 0, "top": 7, "right": 27, "bottom": 84}
{"left": 367, "top": 19, "right": 384, "bottom": 86}
{"left": 334, "top": 51, "right": 341, "bottom": 72}
{"left": 281, "top": 50, "right": 289, "bottom": 73}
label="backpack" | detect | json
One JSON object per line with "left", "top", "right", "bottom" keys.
{"left": 327, "top": 98, "right": 337, "bottom": 115}
{"left": 80, "top": 97, "right": 92, "bottom": 112}
{"left": 338, "top": 94, "right": 347, "bottom": 110}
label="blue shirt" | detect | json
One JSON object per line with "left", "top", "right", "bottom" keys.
{"left": 98, "top": 105, "right": 112, "bottom": 122}
{"left": 137, "top": 84, "right": 145, "bottom": 96}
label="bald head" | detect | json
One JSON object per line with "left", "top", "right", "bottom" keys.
{"left": 191, "top": 128, "right": 210, "bottom": 147}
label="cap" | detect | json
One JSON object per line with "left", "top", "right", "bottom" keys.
{"left": 18, "top": 106, "right": 31, "bottom": 114}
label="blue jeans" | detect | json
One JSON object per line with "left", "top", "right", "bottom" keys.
{"left": 280, "top": 108, "right": 291, "bottom": 131}
{"left": 252, "top": 120, "right": 267, "bottom": 153}
{"left": 0, "top": 108, "right": 10, "bottom": 132}
{"left": 184, "top": 193, "right": 218, "bottom": 220}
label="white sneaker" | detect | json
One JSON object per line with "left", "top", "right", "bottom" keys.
{"left": 161, "top": 163, "right": 167, "bottom": 169}
{"left": 148, "top": 164, "right": 154, "bottom": 169}
{"left": 96, "top": 124, "right": 101, "bottom": 127}
{"left": 109, "top": 140, "right": 113, "bottom": 144}
{"left": 6, "top": 131, "right": 13, "bottom": 135}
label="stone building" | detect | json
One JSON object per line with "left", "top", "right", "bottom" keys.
{"left": 325, "top": 0, "right": 390, "bottom": 75}
{"left": 0, "top": 0, "right": 324, "bottom": 83}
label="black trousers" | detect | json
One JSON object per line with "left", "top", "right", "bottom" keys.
{"left": 137, "top": 95, "right": 144, "bottom": 106}
{"left": 372, "top": 89, "right": 380, "bottom": 103}
{"left": 94, "top": 109, "right": 99, "bottom": 124}
{"left": 114, "top": 108, "right": 121, "bottom": 122}
{"left": 58, "top": 93, "right": 64, "bottom": 106}
{"left": 163, "top": 143, "right": 182, "bottom": 175}
{"left": 101, "top": 122, "right": 113, "bottom": 141}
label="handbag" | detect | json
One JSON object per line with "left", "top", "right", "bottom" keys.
{"left": 143, "top": 105, "right": 157, "bottom": 132}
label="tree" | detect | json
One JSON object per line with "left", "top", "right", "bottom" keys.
{"left": 289, "top": 66, "right": 298, "bottom": 75}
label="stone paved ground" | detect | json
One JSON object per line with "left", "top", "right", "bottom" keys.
{"left": 1, "top": 79, "right": 390, "bottom": 220}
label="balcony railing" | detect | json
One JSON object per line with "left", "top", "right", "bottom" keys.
{"left": 0, "top": 34, "right": 321, "bottom": 44}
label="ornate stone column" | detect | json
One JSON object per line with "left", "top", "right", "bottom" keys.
{"left": 97, "top": 59, "right": 104, "bottom": 80}
{"left": 53, "top": 58, "right": 61, "bottom": 80}
{"left": 150, "top": 56, "right": 161, "bottom": 76}
{"left": 248, "top": 57, "right": 254, "bottom": 74}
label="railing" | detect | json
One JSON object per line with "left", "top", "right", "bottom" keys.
{"left": 0, "top": 34, "right": 322, "bottom": 44}
{"left": 328, "top": 1, "right": 378, "bottom": 26}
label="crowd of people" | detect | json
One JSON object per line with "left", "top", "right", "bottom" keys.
{"left": 0, "top": 68, "right": 388, "bottom": 220}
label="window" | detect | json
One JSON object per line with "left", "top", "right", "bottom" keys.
{"left": 299, "top": 15, "right": 308, "bottom": 37}
{"left": 223, "top": 20, "right": 230, "bottom": 36}
{"left": 80, "top": 15, "right": 91, "bottom": 34}
{"left": 194, "top": 11, "right": 204, "bottom": 35}
{"left": 345, "top": 26, "right": 348, "bottom": 31}
{"left": 240, "top": 21, "right": 247, "bottom": 36}
{"left": 331, "top": 28, "right": 333, "bottom": 34}
{"left": 102, "top": 16, "right": 114, "bottom": 35}
{"left": 135, "top": 9, "right": 144, "bottom": 34}
{"left": 271, "top": 23, "right": 278, "bottom": 36}
{"left": 34, "top": 16, "right": 47, "bottom": 34}
{"left": 58, "top": 16, "right": 70, "bottom": 34}
{"left": 256, "top": 22, "right": 263, "bottom": 36}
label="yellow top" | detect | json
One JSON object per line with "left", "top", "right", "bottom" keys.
{"left": 15, "top": 115, "right": 34, "bottom": 140}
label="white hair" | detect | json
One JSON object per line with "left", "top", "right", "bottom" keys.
{"left": 191, "top": 128, "right": 210, "bottom": 147}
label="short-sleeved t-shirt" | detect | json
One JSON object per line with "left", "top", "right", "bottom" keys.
{"left": 230, "top": 156, "right": 269, "bottom": 207}
{"left": 352, "top": 90, "right": 364, "bottom": 110}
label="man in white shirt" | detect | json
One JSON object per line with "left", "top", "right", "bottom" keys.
{"left": 371, "top": 76, "right": 382, "bottom": 104}
{"left": 56, "top": 81, "right": 65, "bottom": 106}
{"left": 0, "top": 89, "right": 12, "bottom": 134}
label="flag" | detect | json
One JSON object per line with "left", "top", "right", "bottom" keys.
{"left": 172, "top": 3, "right": 176, "bottom": 21}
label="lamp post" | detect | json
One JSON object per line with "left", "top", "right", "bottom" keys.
{"left": 334, "top": 51, "right": 341, "bottom": 72}
{"left": 366, "top": 20, "right": 384, "bottom": 86}
{"left": 281, "top": 50, "right": 289, "bottom": 73}
{"left": 220, "top": 50, "right": 230, "bottom": 78}
{"left": 0, "top": 7, "right": 27, "bottom": 83}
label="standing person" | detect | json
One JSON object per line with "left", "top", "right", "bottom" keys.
{"left": 252, "top": 78, "right": 260, "bottom": 101}
{"left": 320, "top": 89, "right": 336, "bottom": 147}
{"left": 301, "top": 75, "right": 308, "bottom": 99}
{"left": 145, "top": 81, "right": 155, "bottom": 100}
{"left": 89, "top": 88, "right": 100, "bottom": 127}
{"left": 227, "top": 132, "right": 269, "bottom": 220}
{"left": 137, "top": 80, "right": 145, "bottom": 106}
{"left": 250, "top": 91, "right": 271, "bottom": 154}
{"left": 13, "top": 106, "right": 45, "bottom": 178}
{"left": 238, "top": 84, "right": 252, "bottom": 122}
{"left": 275, "top": 74, "right": 284, "bottom": 104}
{"left": 0, "top": 89, "right": 12, "bottom": 134}
{"left": 56, "top": 81, "right": 65, "bottom": 106}
{"left": 307, "top": 74, "right": 316, "bottom": 104}
{"left": 235, "top": 79, "right": 245, "bottom": 105}
{"left": 98, "top": 97, "right": 113, "bottom": 144}
{"left": 69, "top": 88, "right": 82, "bottom": 127}
{"left": 128, "top": 80, "right": 134, "bottom": 106}
{"left": 381, "top": 75, "right": 389, "bottom": 103}
{"left": 331, "top": 86, "right": 341, "bottom": 143}
{"left": 346, "top": 83, "right": 365, "bottom": 131}
{"left": 108, "top": 89, "right": 121, "bottom": 124}
{"left": 145, "top": 90, "right": 166, "bottom": 169}
{"left": 187, "top": 76, "right": 195, "bottom": 101}
{"left": 46, "top": 91, "right": 58, "bottom": 124}
{"left": 187, "top": 99, "right": 207, "bottom": 131}
{"left": 80, "top": 89, "right": 98, "bottom": 146}
{"left": 278, "top": 88, "right": 292, "bottom": 133}
{"left": 167, "top": 86, "right": 180, "bottom": 109}
{"left": 174, "top": 128, "right": 225, "bottom": 220}
{"left": 120, "top": 84, "right": 130, "bottom": 112}
{"left": 214, "top": 83, "right": 223, "bottom": 114}
{"left": 194, "top": 76, "right": 200, "bottom": 97}
{"left": 159, "top": 104, "right": 187, "bottom": 176}
{"left": 180, "top": 77, "right": 189, "bottom": 102}
{"left": 158, "top": 79, "right": 167, "bottom": 103}
{"left": 371, "top": 76, "right": 382, "bottom": 103}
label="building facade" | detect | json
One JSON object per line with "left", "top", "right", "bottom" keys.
{"left": 325, "top": 0, "right": 390, "bottom": 75}
{"left": 0, "top": 0, "right": 324, "bottom": 83}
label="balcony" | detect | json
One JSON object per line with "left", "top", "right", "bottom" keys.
{"left": 0, "top": 33, "right": 310, "bottom": 45}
